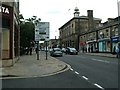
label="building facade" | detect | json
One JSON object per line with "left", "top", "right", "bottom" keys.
{"left": 0, "top": 1, "right": 20, "bottom": 67}
{"left": 59, "top": 7, "right": 119, "bottom": 53}
{"left": 59, "top": 8, "right": 101, "bottom": 51}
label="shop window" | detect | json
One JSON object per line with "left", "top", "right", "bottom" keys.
{"left": 2, "top": 28, "right": 10, "bottom": 59}
{"left": 2, "top": 17, "right": 10, "bottom": 29}
{"left": 100, "top": 32, "right": 104, "bottom": 39}
{"left": 106, "top": 29, "right": 109, "bottom": 37}
{"left": 115, "top": 27, "right": 118, "bottom": 36}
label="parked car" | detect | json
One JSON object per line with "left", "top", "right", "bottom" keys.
{"left": 62, "top": 48, "right": 66, "bottom": 53}
{"left": 50, "top": 48, "right": 63, "bottom": 57}
{"left": 65, "top": 47, "right": 78, "bottom": 55}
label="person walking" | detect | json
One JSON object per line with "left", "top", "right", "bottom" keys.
{"left": 116, "top": 43, "right": 120, "bottom": 58}
{"left": 88, "top": 46, "right": 90, "bottom": 53}
{"left": 29, "top": 46, "right": 33, "bottom": 55}
{"left": 91, "top": 45, "right": 93, "bottom": 53}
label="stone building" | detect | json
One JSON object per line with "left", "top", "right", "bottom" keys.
{"left": 59, "top": 7, "right": 101, "bottom": 51}
{"left": 0, "top": 1, "right": 20, "bottom": 67}
{"left": 80, "top": 17, "right": 119, "bottom": 53}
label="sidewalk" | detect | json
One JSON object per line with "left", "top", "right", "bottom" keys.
{"left": 1, "top": 51, "right": 69, "bottom": 79}
{"left": 79, "top": 52, "right": 116, "bottom": 58}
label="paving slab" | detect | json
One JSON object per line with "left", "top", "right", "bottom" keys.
{"left": 1, "top": 51, "right": 70, "bottom": 79}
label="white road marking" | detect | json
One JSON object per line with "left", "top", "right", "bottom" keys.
{"left": 94, "top": 83, "right": 104, "bottom": 90}
{"left": 92, "top": 58, "right": 110, "bottom": 63}
{"left": 70, "top": 68, "right": 73, "bottom": 71}
{"left": 82, "top": 76, "right": 88, "bottom": 80}
{"left": 75, "top": 71, "right": 79, "bottom": 75}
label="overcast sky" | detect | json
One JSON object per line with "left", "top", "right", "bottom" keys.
{"left": 20, "top": 0, "right": 119, "bottom": 39}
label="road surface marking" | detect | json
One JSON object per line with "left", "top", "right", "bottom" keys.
{"left": 70, "top": 68, "right": 73, "bottom": 71}
{"left": 94, "top": 83, "right": 104, "bottom": 90}
{"left": 82, "top": 76, "right": 88, "bottom": 80}
{"left": 92, "top": 58, "right": 110, "bottom": 63}
{"left": 75, "top": 71, "right": 79, "bottom": 75}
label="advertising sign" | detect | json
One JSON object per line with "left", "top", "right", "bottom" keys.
{"left": 35, "top": 22, "right": 49, "bottom": 41}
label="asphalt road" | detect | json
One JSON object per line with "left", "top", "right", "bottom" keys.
{"left": 2, "top": 69, "right": 98, "bottom": 88}
{"left": 56, "top": 53, "right": 118, "bottom": 89}
{"left": 2, "top": 53, "right": 118, "bottom": 89}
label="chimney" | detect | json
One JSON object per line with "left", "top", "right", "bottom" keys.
{"left": 87, "top": 10, "right": 93, "bottom": 18}
{"left": 87, "top": 10, "right": 94, "bottom": 31}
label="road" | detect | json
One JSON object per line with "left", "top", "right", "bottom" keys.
{"left": 2, "top": 69, "right": 98, "bottom": 88}
{"left": 56, "top": 53, "right": 118, "bottom": 89}
{"left": 2, "top": 53, "right": 118, "bottom": 89}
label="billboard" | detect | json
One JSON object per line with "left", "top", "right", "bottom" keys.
{"left": 35, "top": 22, "right": 49, "bottom": 41}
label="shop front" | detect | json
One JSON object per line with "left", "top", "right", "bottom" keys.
{"left": 98, "top": 38, "right": 111, "bottom": 52}
{"left": 0, "top": 3, "right": 19, "bottom": 67}
{"left": 111, "top": 36, "right": 119, "bottom": 53}
{"left": 86, "top": 40, "right": 98, "bottom": 52}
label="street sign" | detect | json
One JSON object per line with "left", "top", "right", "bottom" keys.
{"left": 35, "top": 22, "right": 49, "bottom": 41}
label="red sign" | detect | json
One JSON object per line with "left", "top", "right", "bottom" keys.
{"left": 80, "top": 42, "right": 86, "bottom": 46}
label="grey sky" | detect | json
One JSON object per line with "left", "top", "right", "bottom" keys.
{"left": 20, "top": 0, "right": 119, "bottom": 39}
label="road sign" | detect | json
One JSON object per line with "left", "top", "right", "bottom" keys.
{"left": 35, "top": 22, "right": 49, "bottom": 41}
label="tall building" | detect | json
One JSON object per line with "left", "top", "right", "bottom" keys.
{"left": 0, "top": 0, "right": 20, "bottom": 67}
{"left": 59, "top": 7, "right": 101, "bottom": 51}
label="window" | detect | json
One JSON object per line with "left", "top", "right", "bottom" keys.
{"left": 106, "top": 29, "right": 109, "bottom": 37}
{"left": 115, "top": 27, "right": 118, "bottom": 36}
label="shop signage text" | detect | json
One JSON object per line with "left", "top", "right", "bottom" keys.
{"left": 0, "top": 6, "right": 10, "bottom": 14}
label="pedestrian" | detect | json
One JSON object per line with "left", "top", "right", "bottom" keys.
{"left": 26, "top": 47, "right": 29, "bottom": 55}
{"left": 88, "top": 46, "right": 90, "bottom": 53}
{"left": 35, "top": 47, "right": 38, "bottom": 54}
{"left": 113, "top": 46, "right": 116, "bottom": 54}
{"left": 30, "top": 46, "right": 33, "bottom": 55}
{"left": 91, "top": 45, "right": 93, "bottom": 53}
{"left": 115, "top": 44, "right": 120, "bottom": 58}
{"left": 82, "top": 47, "right": 84, "bottom": 53}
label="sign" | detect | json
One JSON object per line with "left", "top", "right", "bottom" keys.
{"left": 0, "top": 5, "right": 10, "bottom": 14}
{"left": 35, "top": 22, "right": 49, "bottom": 41}
{"left": 112, "top": 36, "right": 119, "bottom": 42}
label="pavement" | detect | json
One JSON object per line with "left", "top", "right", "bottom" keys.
{"left": 0, "top": 51, "right": 118, "bottom": 79}
{"left": 79, "top": 52, "right": 117, "bottom": 58}
{"left": 0, "top": 51, "right": 70, "bottom": 79}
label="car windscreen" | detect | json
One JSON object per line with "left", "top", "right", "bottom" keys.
{"left": 54, "top": 48, "right": 61, "bottom": 51}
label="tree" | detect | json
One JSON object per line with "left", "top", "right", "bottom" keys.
{"left": 20, "top": 16, "right": 35, "bottom": 55}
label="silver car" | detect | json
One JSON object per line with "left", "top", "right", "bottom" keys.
{"left": 50, "top": 48, "right": 63, "bottom": 57}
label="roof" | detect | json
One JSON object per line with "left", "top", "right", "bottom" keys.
{"left": 59, "top": 16, "right": 102, "bottom": 30}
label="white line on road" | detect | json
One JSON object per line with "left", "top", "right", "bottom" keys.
{"left": 75, "top": 71, "right": 79, "bottom": 75}
{"left": 92, "top": 58, "right": 110, "bottom": 63}
{"left": 82, "top": 76, "right": 88, "bottom": 80}
{"left": 70, "top": 68, "right": 73, "bottom": 71}
{"left": 94, "top": 83, "right": 104, "bottom": 90}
